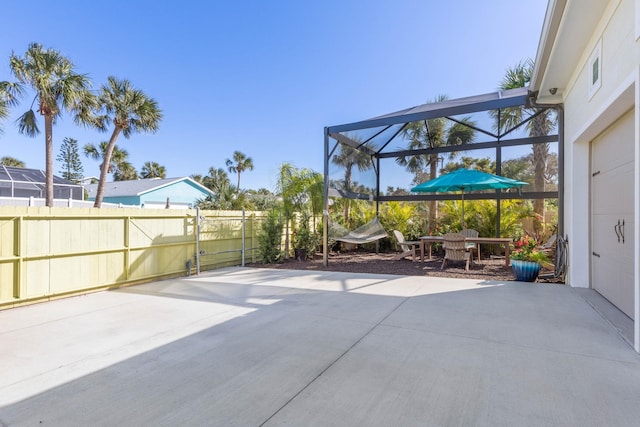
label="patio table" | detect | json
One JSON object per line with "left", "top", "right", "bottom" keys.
{"left": 420, "top": 236, "right": 513, "bottom": 266}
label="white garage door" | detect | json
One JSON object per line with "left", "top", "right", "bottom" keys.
{"left": 591, "top": 110, "right": 635, "bottom": 319}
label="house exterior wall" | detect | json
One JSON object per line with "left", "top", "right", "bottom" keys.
{"left": 552, "top": 0, "right": 640, "bottom": 349}
{"left": 558, "top": 0, "right": 639, "bottom": 289}
{"left": 94, "top": 181, "right": 211, "bottom": 207}
{"left": 139, "top": 181, "right": 208, "bottom": 207}
{"left": 100, "top": 196, "right": 141, "bottom": 206}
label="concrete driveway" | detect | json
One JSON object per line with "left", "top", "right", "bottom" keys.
{"left": 1, "top": 267, "right": 639, "bottom": 426}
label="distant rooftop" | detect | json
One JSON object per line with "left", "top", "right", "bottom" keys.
{"left": 84, "top": 177, "right": 212, "bottom": 198}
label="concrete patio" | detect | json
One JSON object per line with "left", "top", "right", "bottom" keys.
{"left": 1, "top": 267, "right": 639, "bottom": 426}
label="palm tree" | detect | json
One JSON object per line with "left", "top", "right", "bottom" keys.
{"left": 113, "top": 161, "right": 138, "bottom": 181}
{"left": 203, "top": 167, "right": 230, "bottom": 192}
{"left": 331, "top": 140, "right": 373, "bottom": 224}
{"left": 276, "top": 162, "right": 316, "bottom": 259}
{"left": 193, "top": 166, "right": 248, "bottom": 210}
{"left": 9, "top": 43, "right": 97, "bottom": 206}
{"left": 225, "top": 151, "right": 254, "bottom": 190}
{"left": 196, "top": 182, "right": 244, "bottom": 210}
{"left": 140, "top": 161, "right": 166, "bottom": 179}
{"left": 92, "top": 76, "right": 162, "bottom": 207}
{"left": 396, "top": 96, "right": 476, "bottom": 231}
{"left": 84, "top": 141, "right": 130, "bottom": 178}
{"left": 493, "top": 59, "right": 556, "bottom": 234}
{"left": 1, "top": 156, "right": 25, "bottom": 167}
{"left": 305, "top": 170, "right": 324, "bottom": 231}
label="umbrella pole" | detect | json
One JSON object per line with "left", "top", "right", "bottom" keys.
{"left": 461, "top": 191, "right": 465, "bottom": 229}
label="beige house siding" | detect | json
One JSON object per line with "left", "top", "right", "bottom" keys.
{"left": 536, "top": 0, "right": 640, "bottom": 350}
{"left": 547, "top": 0, "right": 639, "bottom": 289}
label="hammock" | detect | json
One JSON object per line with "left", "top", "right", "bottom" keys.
{"left": 328, "top": 217, "right": 388, "bottom": 244}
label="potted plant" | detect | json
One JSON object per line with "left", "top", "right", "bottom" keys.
{"left": 510, "top": 235, "right": 550, "bottom": 282}
{"left": 293, "top": 221, "right": 318, "bottom": 261}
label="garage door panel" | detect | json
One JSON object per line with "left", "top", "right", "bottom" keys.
{"left": 592, "top": 214, "right": 619, "bottom": 254}
{"left": 591, "top": 110, "right": 634, "bottom": 168}
{"left": 592, "top": 139, "right": 633, "bottom": 169}
{"left": 592, "top": 245, "right": 633, "bottom": 318}
{"left": 591, "top": 109, "right": 634, "bottom": 321}
{"left": 594, "top": 261, "right": 634, "bottom": 318}
{"left": 592, "top": 163, "right": 634, "bottom": 214}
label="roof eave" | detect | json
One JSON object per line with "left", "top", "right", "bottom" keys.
{"left": 137, "top": 178, "right": 185, "bottom": 196}
{"left": 530, "top": 0, "right": 567, "bottom": 92}
{"left": 531, "top": 0, "right": 610, "bottom": 104}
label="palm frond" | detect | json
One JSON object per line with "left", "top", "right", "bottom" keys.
{"left": 99, "top": 76, "right": 162, "bottom": 139}
{"left": 83, "top": 143, "right": 101, "bottom": 160}
{"left": 0, "top": 81, "right": 24, "bottom": 107}
{"left": 16, "top": 109, "right": 39, "bottom": 137}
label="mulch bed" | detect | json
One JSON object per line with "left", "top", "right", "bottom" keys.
{"left": 248, "top": 249, "right": 560, "bottom": 283}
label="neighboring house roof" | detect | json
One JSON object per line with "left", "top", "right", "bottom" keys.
{"left": 84, "top": 177, "right": 214, "bottom": 199}
{"left": 78, "top": 176, "right": 99, "bottom": 185}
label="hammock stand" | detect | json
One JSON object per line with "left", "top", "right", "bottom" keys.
{"left": 328, "top": 217, "right": 388, "bottom": 247}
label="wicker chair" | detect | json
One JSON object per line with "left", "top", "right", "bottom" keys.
{"left": 392, "top": 230, "right": 420, "bottom": 261}
{"left": 441, "top": 233, "right": 471, "bottom": 271}
{"left": 460, "top": 228, "right": 480, "bottom": 260}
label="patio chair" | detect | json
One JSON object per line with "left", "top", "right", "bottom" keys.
{"left": 538, "top": 234, "right": 557, "bottom": 252}
{"left": 441, "top": 233, "right": 471, "bottom": 271}
{"left": 460, "top": 228, "right": 480, "bottom": 260}
{"left": 392, "top": 230, "right": 420, "bottom": 261}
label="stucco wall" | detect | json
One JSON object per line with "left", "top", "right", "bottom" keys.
{"left": 101, "top": 196, "right": 141, "bottom": 206}
{"left": 139, "top": 181, "right": 208, "bottom": 206}
{"left": 559, "top": 0, "right": 639, "bottom": 288}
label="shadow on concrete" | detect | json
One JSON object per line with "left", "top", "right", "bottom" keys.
{"left": 1, "top": 268, "right": 638, "bottom": 426}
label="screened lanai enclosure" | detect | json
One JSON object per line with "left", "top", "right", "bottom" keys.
{"left": 323, "top": 87, "right": 562, "bottom": 266}
{"left": 0, "top": 166, "right": 83, "bottom": 200}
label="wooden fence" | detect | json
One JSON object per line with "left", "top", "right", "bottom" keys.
{"left": 0, "top": 207, "right": 267, "bottom": 308}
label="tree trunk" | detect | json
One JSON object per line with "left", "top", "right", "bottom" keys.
{"left": 94, "top": 128, "right": 122, "bottom": 208}
{"left": 44, "top": 115, "right": 54, "bottom": 207}
{"left": 343, "top": 165, "right": 352, "bottom": 224}
{"left": 531, "top": 115, "right": 550, "bottom": 235}
{"left": 284, "top": 219, "right": 290, "bottom": 260}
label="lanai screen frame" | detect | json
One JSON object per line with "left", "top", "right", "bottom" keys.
{"left": 322, "top": 87, "right": 563, "bottom": 266}
{"left": 0, "top": 165, "right": 84, "bottom": 199}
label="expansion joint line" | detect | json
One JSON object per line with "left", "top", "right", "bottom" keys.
{"left": 259, "top": 296, "right": 411, "bottom": 426}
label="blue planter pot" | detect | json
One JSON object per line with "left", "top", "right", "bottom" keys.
{"left": 511, "top": 260, "right": 541, "bottom": 282}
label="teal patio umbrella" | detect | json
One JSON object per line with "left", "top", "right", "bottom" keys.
{"left": 411, "top": 168, "right": 528, "bottom": 228}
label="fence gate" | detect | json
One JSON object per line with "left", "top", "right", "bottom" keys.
{"left": 195, "top": 209, "right": 262, "bottom": 274}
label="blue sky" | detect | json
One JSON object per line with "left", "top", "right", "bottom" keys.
{"left": 0, "top": 0, "right": 547, "bottom": 191}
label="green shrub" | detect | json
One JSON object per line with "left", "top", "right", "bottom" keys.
{"left": 293, "top": 210, "right": 318, "bottom": 255}
{"left": 257, "top": 210, "right": 284, "bottom": 264}
{"left": 439, "top": 199, "right": 532, "bottom": 237}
